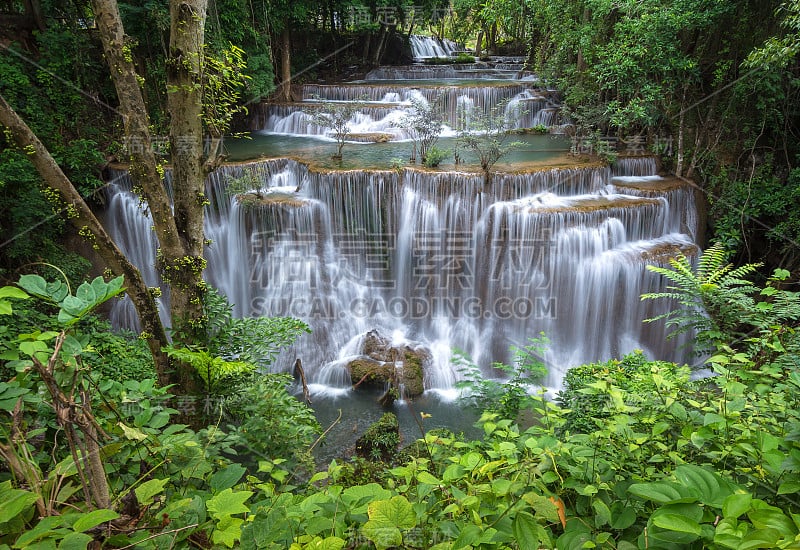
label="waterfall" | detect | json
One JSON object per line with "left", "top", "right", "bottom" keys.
{"left": 409, "top": 35, "right": 459, "bottom": 58}
{"left": 104, "top": 157, "right": 699, "bottom": 394}
{"left": 102, "top": 52, "right": 698, "bottom": 397}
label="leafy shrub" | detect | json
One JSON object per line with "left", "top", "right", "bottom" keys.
{"left": 456, "top": 335, "right": 548, "bottom": 420}
{"left": 224, "top": 373, "right": 321, "bottom": 473}
{"left": 355, "top": 412, "right": 400, "bottom": 462}
{"left": 423, "top": 145, "right": 447, "bottom": 167}
{"left": 556, "top": 350, "right": 690, "bottom": 434}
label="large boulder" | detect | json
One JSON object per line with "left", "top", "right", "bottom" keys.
{"left": 347, "top": 330, "right": 431, "bottom": 398}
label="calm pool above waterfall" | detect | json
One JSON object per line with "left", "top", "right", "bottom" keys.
{"left": 103, "top": 38, "right": 700, "bottom": 423}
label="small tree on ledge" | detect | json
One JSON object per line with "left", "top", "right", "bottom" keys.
{"left": 397, "top": 94, "right": 444, "bottom": 164}
{"left": 309, "top": 98, "right": 364, "bottom": 160}
{"left": 457, "top": 98, "right": 524, "bottom": 186}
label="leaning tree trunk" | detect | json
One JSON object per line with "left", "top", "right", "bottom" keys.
{"left": 0, "top": 94, "right": 172, "bottom": 386}
{"left": 92, "top": 0, "right": 208, "bottom": 394}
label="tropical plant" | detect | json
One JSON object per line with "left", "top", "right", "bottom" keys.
{"left": 642, "top": 242, "right": 762, "bottom": 350}
{"left": 309, "top": 98, "right": 364, "bottom": 159}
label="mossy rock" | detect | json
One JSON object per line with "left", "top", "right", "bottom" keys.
{"left": 348, "top": 330, "right": 429, "bottom": 397}
{"left": 355, "top": 412, "right": 400, "bottom": 461}
{"left": 349, "top": 358, "right": 393, "bottom": 389}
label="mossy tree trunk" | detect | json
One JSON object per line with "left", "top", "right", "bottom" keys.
{"left": 91, "top": 0, "right": 213, "bottom": 394}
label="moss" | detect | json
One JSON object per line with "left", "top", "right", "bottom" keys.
{"left": 400, "top": 349, "right": 424, "bottom": 396}
{"left": 355, "top": 412, "right": 400, "bottom": 461}
{"left": 349, "top": 358, "right": 391, "bottom": 389}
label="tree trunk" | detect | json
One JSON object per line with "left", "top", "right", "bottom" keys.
{"left": 0, "top": 94, "right": 172, "bottom": 386}
{"left": 372, "top": 24, "right": 388, "bottom": 67}
{"left": 91, "top": 0, "right": 208, "bottom": 394}
{"left": 279, "top": 27, "right": 292, "bottom": 102}
{"left": 166, "top": 0, "right": 209, "bottom": 353}
{"left": 676, "top": 87, "right": 686, "bottom": 177}
{"left": 362, "top": 31, "right": 372, "bottom": 63}
{"left": 475, "top": 29, "right": 484, "bottom": 58}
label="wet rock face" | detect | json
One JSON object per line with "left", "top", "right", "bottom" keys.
{"left": 347, "top": 330, "right": 430, "bottom": 397}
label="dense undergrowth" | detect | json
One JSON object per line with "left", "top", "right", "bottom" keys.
{"left": 1, "top": 243, "right": 800, "bottom": 549}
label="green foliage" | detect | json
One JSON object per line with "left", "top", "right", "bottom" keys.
{"left": 224, "top": 373, "right": 321, "bottom": 471}
{"left": 396, "top": 95, "right": 445, "bottom": 164}
{"left": 423, "top": 145, "right": 447, "bottom": 167}
{"left": 642, "top": 242, "right": 762, "bottom": 350}
{"left": 355, "top": 412, "right": 401, "bottom": 462}
{"left": 200, "top": 287, "right": 311, "bottom": 367}
{"left": 310, "top": 97, "right": 367, "bottom": 159}
{"left": 709, "top": 157, "right": 800, "bottom": 261}
{"left": 557, "top": 350, "right": 690, "bottom": 434}
{"left": 456, "top": 334, "right": 548, "bottom": 420}
{"left": 424, "top": 53, "right": 476, "bottom": 64}
{"left": 201, "top": 43, "right": 252, "bottom": 138}
{"left": 164, "top": 345, "right": 257, "bottom": 392}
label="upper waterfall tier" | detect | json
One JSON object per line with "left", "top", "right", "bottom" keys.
{"left": 409, "top": 35, "right": 459, "bottom": 58}
{"left": 365, "top": 64, "right": 531, "bottom": 81}
{"left": 253, "top": 84, "right": 560, "bottom": 137}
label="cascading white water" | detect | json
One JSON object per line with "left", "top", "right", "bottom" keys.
{"left": 102, "top": 42, "right": 697, "bottom": 397}
{"left": 409, "top": 35, "right": 459, "bottom": 58}
{"left": 105, "top": 155, "right": 698, "bottom": 395}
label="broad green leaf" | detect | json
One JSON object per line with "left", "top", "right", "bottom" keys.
{"left": 722, "top": 493, "right": 751, "bottom": 518}
{"left": 628, "top": 481, "right": 697, "bottom": 504}
{"left": 210, "top": 464, "right": 247, "bottom": 492}
{"left": 19, "top": 340, "right": 49, "bottom": 357}
{"left": 512, "top": 511, "right": 540, "bottom": 550}
{"left": 304, "top": 537, "right": 346, "bottom": 550}
{"left": 592, "top": 499, "right": 612, "bottom": 527}
{"left": 0, "top": 286, "right": 29, "bottom": 300}
{"left": 442, "top": 463, "right": 465, "bottom": 482}
{"left": 611, "top": 507, "right": 637, "bottom": 530}
{"left": 118, "top": 422, "right": 147, "bottom": 442}
{"left": 17, "top": 274, "right": 48, "bottom": 297}
{"left": 362, "top": 496, "right": 415, "bottom": 550}
{"left": 367, "top": 496, "right": 415, "bottom": 529}
{"left": 452, "top": 524, "right": 482, "bottom": 549}
{"left": 75, "top": 281, "right": 96, "bottom": 306}
{"left": 135, "top": 478, "right": 169, "bottom": 505}
{"left": 72, "top": 509, "right": 119, "bottom": 532}
{"left": 675, "top": 465, "right": 730, "bottom": 507}
{"left": 652, "top": 513, "right": 702, "bottom": 535}
{"left": 212, "top": 515, "right": 244, "bottom": 548}
{"left": 57, "top": 532, "right": 93, "bottom": 550}
{"left": 737, "top": 528, "right": 781, "bottom": 549}
{"left": 416, "top": 471, "right": 439, "bottom": 485}
{"left": 714, "top": 517, "right": 748, "bottom": 549}
{"left": 778, "top": 481, "right": 800, "bottom": 495}
{"left": 341, "top": 483, "right": 391, "bottom": 511}
{"left": 207, "top": 488, "right": 254, "bottom": 519}
{"left": 748, "top": 508, "right": 796, "bottom": 535}
{"left": 13, "top": 515, "right": 66, "bottom": 546}
{"left": 0, "top": 486, "right": 39, "bottom": 522}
